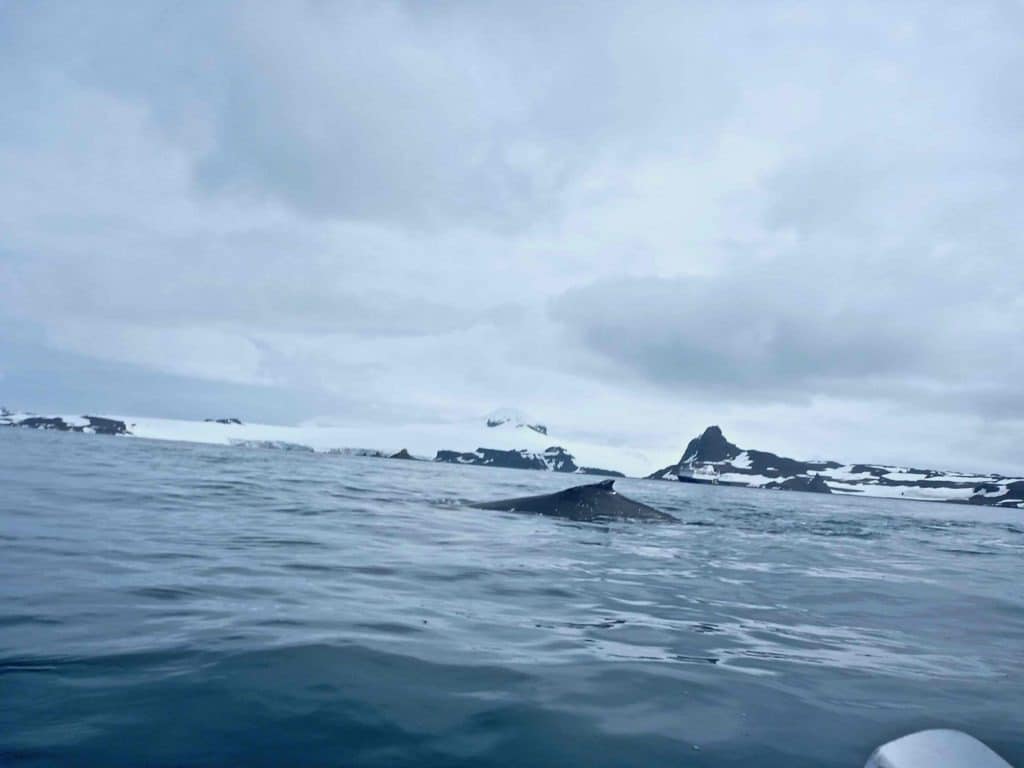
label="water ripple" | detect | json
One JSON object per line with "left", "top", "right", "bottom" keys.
{"left": 1, "top": 429, "right": 1022, "bottom": 767}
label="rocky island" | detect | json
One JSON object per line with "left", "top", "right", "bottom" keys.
{"left": 650, "top": 425, "right": 1023, "bottom": 509}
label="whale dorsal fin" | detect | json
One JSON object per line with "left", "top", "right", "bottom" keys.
{"left": 564, "top": 478, "right": 616, "bottom": 496}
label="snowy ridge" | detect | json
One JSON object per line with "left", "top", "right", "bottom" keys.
{"left": 483, "top": 408, "right": 548, "bottom": 435}
{"left": 649, "top": 426, "right": 1024, "bottom": 509}
{"left": 435, "top": 445, "right": 622, "bottom": 477}
{"left": 1, "top": 408, "right": 648, "bottom": 477}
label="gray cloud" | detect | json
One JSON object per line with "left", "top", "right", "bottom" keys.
{"left": 1, "top": 1, "right": 1023, "bottom": 471}
{"left": 2, "top": 2, "right": 741, "bottom": 229}
{"left": 549, "top": 263, "right": 1023, "bottom": 416}
{"left": 2, "top": 249, "right": 481, "bottom": 337}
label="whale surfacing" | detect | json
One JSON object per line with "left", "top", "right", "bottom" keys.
{"left": 471, "top": 479, "right": 675, "bottom": 523}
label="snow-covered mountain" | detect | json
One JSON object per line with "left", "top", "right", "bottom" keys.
{"left": 433, "top": 409, "right": 622, "bottom": 475}
{"left": 482, "top": 407, "right": 548, "bottom": 434}
{"left": 0, "top": 408, "right": 640, "bottom": 477}
{"left": 649, "top": 425, "right": 1024, "bottom": 508}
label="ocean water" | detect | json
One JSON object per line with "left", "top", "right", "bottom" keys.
{"left": 1, "top": 429, "right": 1021, "bottom": 767}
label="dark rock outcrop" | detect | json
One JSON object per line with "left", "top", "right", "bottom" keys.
{"left": 205, "top": 418, "right": 243, "bottom": 425}
{"left": 680, "top": 425, "right": 741, "bottom": 463}
{"left": 967, "top": 480, "right": 1024, "bottom": 508}
{"left": 541, "top": 446, "right": 624, "bottom": 476}
{"left": 389, "top": 448, "right": 418, "bottom": 460}
{"left": 437, "top": 447, "right": 547, "bottom": 471}
{"left": 83, "top": 416, "right": 131, "bottom": 435}
{"left": 2, "top": 414, "right": 130, "bottom": 436}
{"left": 435, "top": 446, "right": 623, "bottom": 477}
{"left": 765, "top": 474, "right": 832, "bottom": 494}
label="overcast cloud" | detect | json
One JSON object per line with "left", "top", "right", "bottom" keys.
{"left": 1, "top": 1, "right": 1022, "bottom": 473}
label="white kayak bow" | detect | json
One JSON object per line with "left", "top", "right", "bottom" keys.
{"left": 866, "top": 729, "right": 1012, "bottom": 768}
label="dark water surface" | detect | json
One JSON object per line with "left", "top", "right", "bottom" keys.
{"left": 1, "top": 429, "right": 1021, "bottom": 767}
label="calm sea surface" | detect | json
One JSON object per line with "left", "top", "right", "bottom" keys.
{"left": 1, "top": 429, "right": 1022, "bottom": 767}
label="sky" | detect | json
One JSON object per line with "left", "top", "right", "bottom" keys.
{"left": 1, "top": 1, "right": 1022, "bottom": 474}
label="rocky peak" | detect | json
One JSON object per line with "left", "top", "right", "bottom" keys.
{"left": 484, "top": 408, "right": 548, "bottom": 435}
{"left": 680, "top": 425, "right": 741, "bottom": 464}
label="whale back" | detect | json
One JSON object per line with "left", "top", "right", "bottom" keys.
{"left": 472, "top": 479, "right": 675, "bottom": 523}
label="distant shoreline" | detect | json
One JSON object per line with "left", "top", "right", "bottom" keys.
{"left": 3, "top": 409, "right": 1021, "bottom": 510}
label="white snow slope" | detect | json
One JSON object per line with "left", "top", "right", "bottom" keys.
{"left": 13, "top": 409, "right": 653, "bottom": 478}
